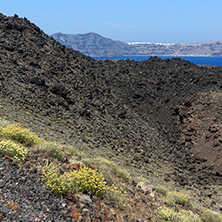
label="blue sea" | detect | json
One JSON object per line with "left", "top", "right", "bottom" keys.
{"left": 93, "top": 56, "right": 222, "bottom": 66}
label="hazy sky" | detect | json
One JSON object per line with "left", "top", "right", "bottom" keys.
{"left": 1, "top": 0, "right": 222, "bottom": 43}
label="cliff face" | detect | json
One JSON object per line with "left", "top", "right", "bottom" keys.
{"left": 51, "top": 32, "right": 222, "bottom": 57}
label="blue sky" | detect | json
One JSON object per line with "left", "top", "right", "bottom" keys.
{"left": 1, "top": 0, "right": 222, "bottom": 43}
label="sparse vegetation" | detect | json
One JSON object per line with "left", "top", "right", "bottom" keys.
{"left": 0, "top": 118, "right": 11, "bottom": 128}
{"left": 0, "top": 139, "right": 28, "bottom": 162}
{"left": 164, "top": 191, "right": 192, "bottom": 206}
{"left": 201, "top": 209, "right": 222, "bottom": 222}
{"left": 156, "top": 185, "right": 168, "bottom": 196}
{"left": 41, "top": 163, "right": 106, "bottom": 198}
{"left": 84, "top": 157, "right": 131, "bottom": 182}
{"left": 158, "top": 207, "right": 201, "bottom": 222}
{"left": 36, "top": 141, "right": 64, "bottom": 161}
{"left": 0, "top": 116, "right": 221, "bottom": 220}
{"left": 0, "top": 122, "right": 41, "bottom": 146}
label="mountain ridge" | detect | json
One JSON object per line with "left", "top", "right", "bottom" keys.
{"left": 51, "top": 32, "right": 222, "bottom": 57}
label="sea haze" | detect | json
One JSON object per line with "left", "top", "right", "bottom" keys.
{"left": 93, "top": 56, "right": 222, "bottom": 66}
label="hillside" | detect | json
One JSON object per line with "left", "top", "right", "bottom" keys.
{"left": 0, "top": 13, "right": 222, "bottom": 221}
{"left": 51, "top": 32, "right": 222, "bottom": 57}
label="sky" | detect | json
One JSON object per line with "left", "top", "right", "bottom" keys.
{"left": 1, "top": 0, "right": 222, "bottom": 43}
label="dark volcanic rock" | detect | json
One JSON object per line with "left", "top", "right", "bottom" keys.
{"left": 0, "top": 13, "right": 222, "bottom": 189}
{"left": 0, "top": 158, "right": 73, "bottom": 221}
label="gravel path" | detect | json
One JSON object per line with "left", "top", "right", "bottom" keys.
{"left": 0, "top": 157, "right": 73, "bottom": 222}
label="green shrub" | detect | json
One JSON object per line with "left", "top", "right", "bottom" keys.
{"left": 165, "top": 191, "right": 191, "bottom": 206}
{"left": 42, "top": 164, "right": 106, "bottom": 198}
{"left": 201, "top": 209, "right": 222, "bottom": 222}
{"left": 41, "top": 164, "right": 71, "bottom": 197}
{"left": 66, "top": 146, "right": 87, "bottom": 159}
{"left": 102, "top": 170, "right": 113, "bottom": 186}
{"left": 85, "top": 157, "right": 131, "bottom": 182}
{"left": 105, "top": 184, "right": 127, "bottom": 210}
{"left": 37, "top": 141, "right": 64, "bottom": 161}
{"left": 156, "top": 185, "right": 168, "bottom": 196}
{"left": 67, "top": 145, "right": 78, "bottom": 156}
{"left": 0, "top": 123, "right": 40, "bottom": 146}
{"left": 0, "top": 118, "right": 11, "bottom": 128}
{"left": 135, "top": 176, "right": 149, "bottom": 183}
{"left": 0, "top": 140, "right": 28, "bottom": 162}
{"left": 116, "top": 168, "right": 131, "bottom": 182}
{"left": 158, "top": 207, "right": 201, "bottom": 222}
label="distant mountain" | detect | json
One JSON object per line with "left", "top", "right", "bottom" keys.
{"left": 51, "top": 32, "right": 222, "bottom": 57}
{"left": 129, "top": 41, "right": 222, "bottom": 57}
{"left": 51, "top": 32, "right": 135, "bottom": 57}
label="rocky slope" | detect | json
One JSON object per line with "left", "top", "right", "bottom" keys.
{"left": 0, "top": 13, "right": 222, "bottom": 220}
{"left": 51, "top": 32, "right": 222, "bottom": 57}
{"left": 1, "top": 12, "right": 222, "bottom": 180}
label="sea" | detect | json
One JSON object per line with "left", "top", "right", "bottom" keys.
{"left": 93, "top": 56, "right": 222, "bottom": 66}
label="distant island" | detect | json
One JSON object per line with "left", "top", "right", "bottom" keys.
{"left": 51, "top": 32, "right": 222, "bottom": 57}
